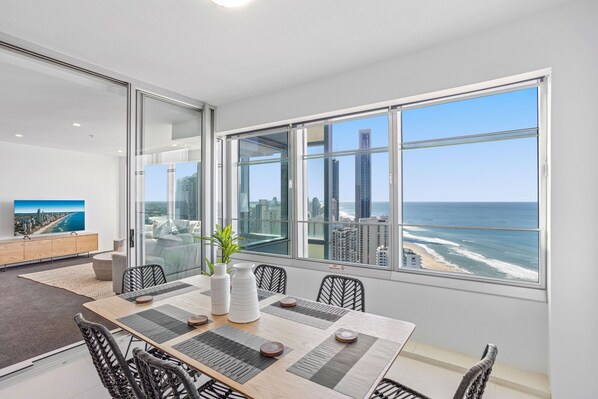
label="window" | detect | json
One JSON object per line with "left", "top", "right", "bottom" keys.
{"left": 230, "top": 130, "right": 290, "bottom": 256}
{"left": 296, "top": 114, "right": 390, "bottom": 267}
{"left": 223, "top": 78, "right": 546, "bottom": 287}
{"left": 399, "top": 87, "right": 541, "bottom": 283}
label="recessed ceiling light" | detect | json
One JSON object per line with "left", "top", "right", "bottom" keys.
{"left": 212, "top": 0, "right": 252, "bottom": 8}
{"left": 117, "top": 150, "right": 123, "bottom": 153}
{"left": 172, "top": 143, "right": 178, "bottom": 147}
{"left": 15, "top": 134, "right": 24, "bottom": 138}
{"left": 72, "top": 122, "right": 81, "bottom": 127}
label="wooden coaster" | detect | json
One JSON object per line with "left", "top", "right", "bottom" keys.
{"left": 335, "top": 329, "right": 358, "bottom": 343}
{"left": 260, "top": 341, "right": 284, "bottom": 357}
{"left": 280, "top": 297, "right": 297, "bottom": 308}
{"left": 187, "top": 314, "right": 209, "bottom": 326}
{"left": 135, "top": 295, "right": 153, "bottom": 305}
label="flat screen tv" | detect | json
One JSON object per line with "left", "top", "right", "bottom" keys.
{"left": 14, "top": 200, "right": 85, "bottom": 236}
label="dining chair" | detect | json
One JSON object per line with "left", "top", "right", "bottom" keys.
{"left": 121, "top": 264, "right": 167, "bottom": 358}
{"left": 316, "top": 274, "right": 365, "bottom": 311}
{"left": 371, "top": 344, "right": 498, "bottom": 399}
{"left": 122, "top": 264, "right": 168, "bottom": 293}
{"left": 254, "top": 264, "right": 287, "bottom": 294}
{"left": 133, "top": 348, "right": 246, "bottom": 399}
{"left": 74, "top": 313, "right": 145, "bottom": 399}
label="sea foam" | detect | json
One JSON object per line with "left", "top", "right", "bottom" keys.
{"left": 415, "top": 244, "right": 469, "bottom": 273}
{"left": 451, "top": 247, "right": 538, "bottom": 281}
{"left": 403, "top": 231, "right": 460, "bottom": 247}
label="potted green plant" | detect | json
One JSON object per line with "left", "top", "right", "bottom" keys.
{"left": 200, "top": 224, "right": 242, "bottom": 276}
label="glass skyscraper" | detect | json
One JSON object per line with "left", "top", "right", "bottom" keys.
{"left": 355, "top": 129, "right": 371, "bottom": 219}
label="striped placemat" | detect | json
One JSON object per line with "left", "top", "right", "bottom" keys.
{"left": 119, "top": 281, "right": 199, "bottom": 302}
{"left": 287, "top": 332, "right": 400, "bottom": 399}
{"left": 117, "top": 304, "right": 210, "bottom": 344}
{"left": 173, "top": 324, "right": 292, "bottom": 384}
{"left": 201, "top": 288, "right": 277, "bottom": 302}
{"left": 261, "top": 298, "right": 349, "bottom": 329}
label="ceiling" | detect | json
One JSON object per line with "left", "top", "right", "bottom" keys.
{"left": 0, "top": 50, "right": 127, "bottom": 157}
{"left": 0, "top": 50, "right": 201, "bottom": 157}
{"left": 0, "top": 0, "right": 572, "bottom": 106}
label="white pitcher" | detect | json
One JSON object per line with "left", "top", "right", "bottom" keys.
{"left": 228, "top": 262, "right": 260, "bottom": 323}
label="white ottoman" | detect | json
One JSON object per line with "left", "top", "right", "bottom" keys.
{"left": 92, "top": 252, "right": 115, "bottom": 281}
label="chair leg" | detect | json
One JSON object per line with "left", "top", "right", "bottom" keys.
{"left": 124, "top": 335, "right": 134, "bottom": 359}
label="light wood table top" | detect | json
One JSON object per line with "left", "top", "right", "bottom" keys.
{"left": 84, "top": 275, "right": 415, "bottom": 399}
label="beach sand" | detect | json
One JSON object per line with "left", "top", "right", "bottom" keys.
{"left": 33, "top": 214, "right": 71, "bottom": 235}
{"left": 403, "top": 243, "right": 463, "bottom": 273}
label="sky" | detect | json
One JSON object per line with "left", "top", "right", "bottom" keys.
{"left": 143, "top": 87, "right": 539, "bottom": 205}
{"left": 145, "top": 162, "right": 199, "bottom": 201}
{"left": 15, "top": 199, "right": 85, "bottom": 213}
{"left": 253, "top": 87, "right": 539, "bottom": 203}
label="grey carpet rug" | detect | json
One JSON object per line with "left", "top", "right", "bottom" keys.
{"left": 0, "top": 256, "right": 117, "bottom": 370}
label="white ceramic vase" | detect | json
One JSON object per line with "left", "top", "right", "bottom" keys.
{"left": 228, "top": 262, "right": 260, "bottom": 323}
{"left": 210, "top": 263, "right": 230, "bottom": 315}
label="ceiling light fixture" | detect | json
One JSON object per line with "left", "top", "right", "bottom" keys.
{"left": 117, "top": 150, "right": 123, "bottom": 153}
{"left": 15, "top": 134, "right": 24, "bottom": 138}
{"left": 212, "top": 0, "right": 252, "bottom": 8}
{"left": 172, "top": 143, "right": 179, "bottom": 147}
{"left": 72, "top": 122, "right": 81, "bottom": 127}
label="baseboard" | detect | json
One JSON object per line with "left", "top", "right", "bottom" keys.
{"left": 401, "top": 341, "right": 551, "bottom": 398}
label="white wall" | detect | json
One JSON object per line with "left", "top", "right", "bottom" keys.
{"left": 218, "top": 1, "right": 598, "bottom": 396}
{"left": 0, "top": 142, "right": 122, "bottom": 252}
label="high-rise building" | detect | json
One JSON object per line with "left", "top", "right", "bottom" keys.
{"left": 311, "top": 197, "right": 321, "bottom": 218}
{"left": 331, "top": 158, "right": 339, "bottom": 221}
{"left": 359, "top": 216, "right": 389, "bottom": 265}
{"left": 403, "top": 248, "right": 422, "bottom": 269}
{"left": 175, "top": 171, "right": 199, "bottom": 220}
{"left": 331, "top": 227, "right": 359, "bottom": 263}
{"left": 376, "top": 246, "right": 389, "bottom": 267}
{"left": 355, "top": 129, "right": 371, "bottom": 220}
{"left": 253, "top": 199, "right": 269, "bottom": 232}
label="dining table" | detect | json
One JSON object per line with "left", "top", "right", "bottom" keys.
{"left": 84, "top": 275, "right": 415, "bottom": 399}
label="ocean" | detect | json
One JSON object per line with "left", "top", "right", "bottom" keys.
{"left": 339, "top": 202, "right": 539, "bottom": 282}
{"left": 46, "top": 211, "right": 86, "bottom": 234}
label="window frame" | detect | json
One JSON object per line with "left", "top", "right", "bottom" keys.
{"left": 220, "top": 74, "right": 549, "bottom": 292}
{"left": 228, "top": 127, "right": 293, "bottom": 258}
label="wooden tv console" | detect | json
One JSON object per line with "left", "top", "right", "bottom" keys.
{"left": 0, "top": 232, "right": 98, "bottom": 271}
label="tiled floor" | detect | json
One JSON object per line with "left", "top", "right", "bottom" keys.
{"left": 0, "top": 332, "right": 547, "bottom": 399}
{"left": 385, "top": 356, "right": 546, "bottom": 399}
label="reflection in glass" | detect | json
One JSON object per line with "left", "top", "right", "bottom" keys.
{"left": 401, "top": 226, "right": 539, "bottom": 282}
{"left": 144, "top": 164, "right": 168, "bottom": 225}
{"left": 236, "top": 131, "right": 290, "bottom": 256}
{"left": 138, "top": 94, "right": 202, "bottom": 279}
{"left": 239, "top": 131, "right": 288, "bottom": 161}
{"left": 236, "top": 220, "right": 289, "bottom": 256}
{"left": 175, "top": 162, "right": 200, "bottom": 221}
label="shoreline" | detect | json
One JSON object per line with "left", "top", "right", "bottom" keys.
{"left": 32, "top": 213, "right": 73, "bottom": 235}
{"left": 403, "top": 242, "right": 464, "bottom": 273}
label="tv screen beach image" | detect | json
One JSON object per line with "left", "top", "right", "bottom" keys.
{"left": 14, "top": 200, "right": 85, "bottom": 236}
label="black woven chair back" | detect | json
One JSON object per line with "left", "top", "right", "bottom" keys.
{"left": 316, "top": 274, "right": 365, "bottom": 312}
{"left": 254, "top": 264, "right": 287, "bottom": 294}
{"left": 452, "top": 344, "right": 498, "bottom": 399}
{"left": 133, "top": 348, "right": 200, "bottom": 399}
{"left": 122, "top": 264, "right": 167, "bottom": 293}
{"left": 74, "top": 313, "right": 145, "bottom": 399}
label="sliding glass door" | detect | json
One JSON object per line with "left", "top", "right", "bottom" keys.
{"left": 134, "top": 92, "right": 203, "bottom": 280}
